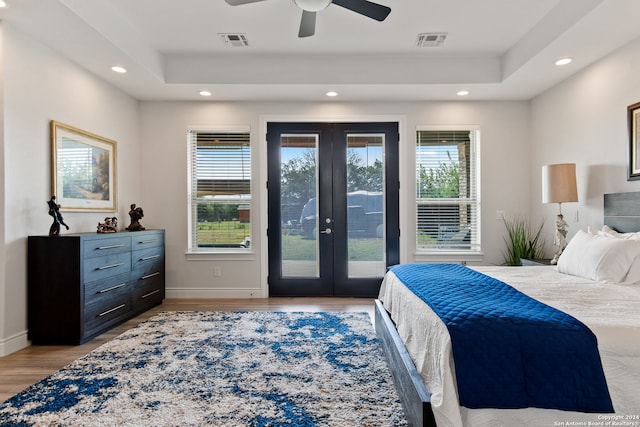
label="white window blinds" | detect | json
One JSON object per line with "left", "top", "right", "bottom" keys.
{"left": 188, "top": 130, "right": 251, "bottom": 250}
{"left": 416, "top": 129, "right": 480, "bottom": 251}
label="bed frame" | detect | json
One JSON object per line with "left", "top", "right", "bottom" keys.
{"left": 376, "top": 191, "right": 640, "bottom": 427}
{"left": 374, "top": 300, "right": 437, "bottom": 427}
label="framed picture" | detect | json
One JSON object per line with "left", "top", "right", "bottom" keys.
{"left": 628, "top": 102, "right": 640, "bottom": 180}
{"left": 51, "top": 121, "right": 117, "bottom": 211}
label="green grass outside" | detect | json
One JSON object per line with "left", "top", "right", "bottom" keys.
{"left": 197, "top": 221, "right": 250, "bottom": 246}
{"left": 417, "top": 232, "right": 437, "bottom": 247}
{"left": 282, "top": 234, "right": 383, "bottom": 261}
{"left": 198, "top": 221, "right": 383, "bottom": 260}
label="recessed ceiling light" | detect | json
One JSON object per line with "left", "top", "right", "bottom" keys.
{"left": 0, "top": 1, "right": 7, "bottom": 8}
{"left": 326, "top": 91, "right": 338, "bottom": 97}
{"left": 554, "top": 58, "right": 572, "bottom": 66}
{"left": 199, "top": 90, "right": 212, "bottom": 97}
{"left": 111, "top": 66, "right": 127, "bottom": 74}
{"left": 457, "top": 90, "right": 470, "bottom": 96}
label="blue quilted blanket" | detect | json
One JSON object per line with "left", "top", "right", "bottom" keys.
{"left": 389, "top": 263, "right": 613, "bottom": 412}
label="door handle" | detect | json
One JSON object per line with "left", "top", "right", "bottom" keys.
{"left": 320, "top": 228, "right": 332, "bottom": 234}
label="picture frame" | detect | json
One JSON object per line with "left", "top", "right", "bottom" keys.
{"left": 628, "top": 102, "right": 640, "bottom": 180}
{"left": 51, "top": 120, "right": 117, "bottom": 211}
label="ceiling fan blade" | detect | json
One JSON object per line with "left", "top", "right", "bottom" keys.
{"left": 298, "top": 10, "right": 316, "bottom": 38}
{"left": 332, "top": 0, "right": 390, "bottom": 21}
{"left": 225, "top": 0, "right": 269, "bottom": 5}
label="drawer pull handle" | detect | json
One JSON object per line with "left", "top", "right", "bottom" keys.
{"left": 138, "top": 240, "right": 158, "bottom": 244}
{"left": 139, "top": 255, "right": 160, "bottom": 261}
{"left": 97, "top": 304, "right": 126, "bottom": 317}
{"left": 141, "top": 272, "right": 160, "bottom": 280}
{"left": 96, "top": 244, "right": 125, "bottom": 250}
{"left": 96, "top": 262, "right": 124, "bottom": 271}
{"left": 98, "top": 283, "right": 127, "bottom": 294}
{"left": 141, "top": 289, "right": 160, "bottom": 299}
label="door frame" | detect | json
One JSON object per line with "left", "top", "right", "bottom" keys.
{"left": 258, "top": 115, "right": 407, "bottom": 297}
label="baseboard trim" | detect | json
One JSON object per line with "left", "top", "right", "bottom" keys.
{"left": 0, "top": 330, "right": 30, "bottom": 357}
{"left": 166, "top": 288, "right": 267, "bottom": 298}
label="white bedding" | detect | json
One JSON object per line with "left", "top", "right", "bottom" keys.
{"left": 378, "top": 265, "right": 640, "bottom": 427}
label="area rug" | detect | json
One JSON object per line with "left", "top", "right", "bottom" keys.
{"left": 0, "top": 311, "right": 407, "bottom": 426}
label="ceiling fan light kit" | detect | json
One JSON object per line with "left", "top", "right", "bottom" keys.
{"left": 225, "top": 0, "right": 391, "bottom": 38}
{"left": 294, "top": 0, "right": 332, "bottom": 12}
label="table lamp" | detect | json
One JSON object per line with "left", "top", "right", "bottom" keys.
{"left": 542, "top": 163, "right": 578, "bottom": 264}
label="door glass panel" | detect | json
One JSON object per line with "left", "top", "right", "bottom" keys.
{"left": 280, "top": 134, "right": 319, "bottom": 277}
{"left": 346, "top": 134, "right": 386, "bottom": 277}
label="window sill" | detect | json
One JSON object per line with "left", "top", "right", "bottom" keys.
{"left": 185, "top": 249, "right": 255, "bottom": 261}
{"left": 413, "top": 250, "right": 484, "bottom": 264}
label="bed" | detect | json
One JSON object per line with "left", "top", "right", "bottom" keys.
{"left": 375, "top": 191, "right": 640, "bottom": 427}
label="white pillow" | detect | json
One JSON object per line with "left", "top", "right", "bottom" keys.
{"left": 587, "top": 225, "right": 603, "bottom": 236}
{"left": 623, "top": 259, "right": 640, "bottom": 284}
{"left": 557, "top": 229, "right": 640, "bottom": 284}
{"left": 600, "top": 225, "right": 640, "bottom": 240}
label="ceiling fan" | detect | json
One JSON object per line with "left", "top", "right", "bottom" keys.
{"left": 224, "top": 0, "right": 391, "bottom": 38}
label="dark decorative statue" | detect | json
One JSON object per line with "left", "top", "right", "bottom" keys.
{"left": 126, "top": 203, "right": 145, "bottom": 231}
{"left": 47, "top": 196, "right": 69, "bottom": 236}
{"left": 97, "top": 217, "right": 118, "bottom": 233}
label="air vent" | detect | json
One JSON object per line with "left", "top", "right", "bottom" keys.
{"left": 416, "top": 32, "right": 447, "bottom": 48}
{"left": 219, "top": 33, "right": 249, "bottom": 48}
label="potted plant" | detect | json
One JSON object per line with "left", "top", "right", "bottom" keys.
{"left": 502, "top": 216, "right": 544, "bottom": 266}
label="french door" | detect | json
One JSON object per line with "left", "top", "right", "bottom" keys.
{"left": 267, "top": 122, "right": 399, "bottom": 297}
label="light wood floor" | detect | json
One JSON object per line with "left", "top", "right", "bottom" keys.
{"left": 0, "top": 298, "right": 375, "bottom": 403}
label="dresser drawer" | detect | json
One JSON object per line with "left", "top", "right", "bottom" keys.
{"left": 132, "top": 279, "right": 164, "bottom": 312}
{"left": 131, "top": 232, "right": 164, "bottom": 251}
{"left": 83, "top": 236, "right": 131, "bottom": 258}
{"left": 131, "top": 266, "right": 164, "bottom": 288}
{"left": 84, "top": 292, "right": 131, "bottom": 336}
{"left": 84, "top": 252, "right": 131, "bottom": 282}
{"left": 85, "top": 272, "right": 130, "bottom": 305}
{"left": 132, "top": 247, "right": 164, "bottom": 270}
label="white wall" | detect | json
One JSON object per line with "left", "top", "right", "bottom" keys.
{"left": 0, "top": 23, "right": 140, "bottom": 355}
{"left": 530, "top": 35, "right": 640, "bottom": 255}
{"left": 139, "top": 100, "right": 531, "bottom": 298}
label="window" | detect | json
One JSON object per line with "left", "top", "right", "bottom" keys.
{"left": 416, "top": 128, "right": 480, "bottom": 252}
{"left": 188, "top": 129, "right": 251, "bottom": 251}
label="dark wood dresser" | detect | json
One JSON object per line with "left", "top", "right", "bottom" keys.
{"left": 27, "top": 229, "right": 165, "bottom": 344}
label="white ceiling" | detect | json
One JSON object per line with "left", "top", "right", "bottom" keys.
{"left": 2, "top": 0, "right": 639, "bottom": 102}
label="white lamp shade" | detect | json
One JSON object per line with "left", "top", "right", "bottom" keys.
{"left": 542, "top": 163, "right": 578, "bottom": 204}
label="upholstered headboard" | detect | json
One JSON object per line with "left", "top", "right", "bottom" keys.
{"left": 604, "top": 191, "right": 640, "bottom": 233}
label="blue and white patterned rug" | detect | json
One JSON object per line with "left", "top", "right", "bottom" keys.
{"left": 0, "top": 311, "right": 407, "bottom": 426}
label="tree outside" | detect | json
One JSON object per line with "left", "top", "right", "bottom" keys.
{"left": 417, "top": 150, "right": 460, "bottom": 198}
